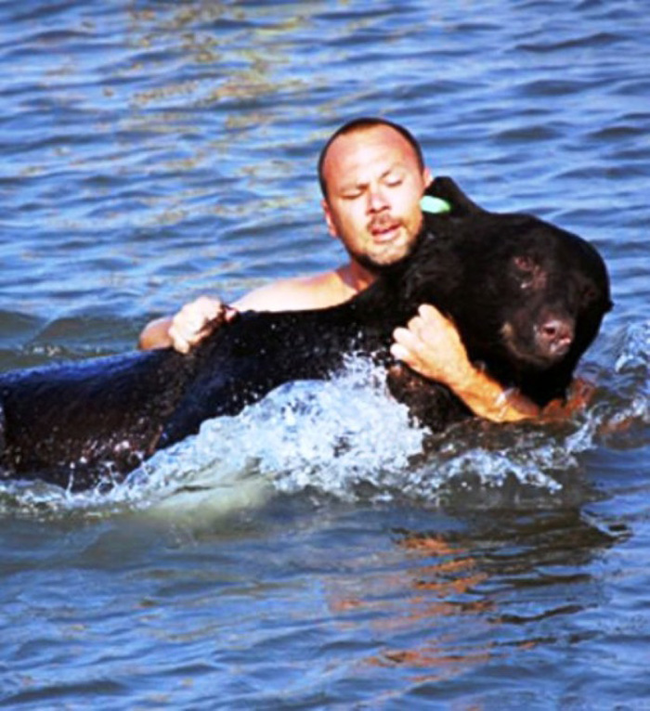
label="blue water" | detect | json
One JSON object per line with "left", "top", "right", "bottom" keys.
{"left": 0, "top": 1, "right": 649, "bottom": 708}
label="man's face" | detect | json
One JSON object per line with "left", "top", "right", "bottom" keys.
{"left": 321, "top": 125, "right": 432, "bottom": 271}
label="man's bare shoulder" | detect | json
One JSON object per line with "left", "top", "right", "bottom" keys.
{"left": 234, "top": 269, "right": 354, "bottom": 313}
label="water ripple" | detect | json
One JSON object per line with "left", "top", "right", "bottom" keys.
{"left": 0, "top": 1, "right": 649, "bottom": 708}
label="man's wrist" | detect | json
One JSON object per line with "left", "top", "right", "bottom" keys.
{"left": 450, "top": 365, "right": 540, "bottom": 423}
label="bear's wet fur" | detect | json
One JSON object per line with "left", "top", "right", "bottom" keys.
{"left": 0, "top": 178, "right": 612, "bottom": 490}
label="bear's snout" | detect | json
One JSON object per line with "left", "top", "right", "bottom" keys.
{"left": 534, "top": 313, "right": 575, "bottom": 359}
{"left": 500, "top": 305, "right": 577, "bottom": 368}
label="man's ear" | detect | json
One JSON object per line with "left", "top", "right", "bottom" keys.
{"left": 321, "top": 199, "right": 339, "bottom": 238}
{"left": 423, "top": 167, "right": 433, "bottom": 188}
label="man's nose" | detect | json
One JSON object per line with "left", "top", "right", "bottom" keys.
{"left": 367, "top": 185, "right": 388, "bottom": 212}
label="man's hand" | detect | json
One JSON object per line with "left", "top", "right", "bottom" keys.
{"left": 390, "top": 304, "right": 541, "bottom": 423}
{"left": 391, "top": 304, "right": 474, "bottom": 389}
{"left": 168, "top": 296, "right": 237, "bottom": 354}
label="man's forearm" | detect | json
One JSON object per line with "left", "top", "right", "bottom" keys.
{"left": 391, "top": 303, "right": 542, "bottom": 423}
{"left": 139, "top": 316, "right": 174, "bottom": 350}
{"left": 447, "top": 365, "right": 541, "bottom": 422}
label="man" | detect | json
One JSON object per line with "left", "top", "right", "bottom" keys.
{"left": 139, "top": 117, "right": 546, "bottom": 422}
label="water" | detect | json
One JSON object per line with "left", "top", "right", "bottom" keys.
{"left": 0, "top": 1, "right": 649, "bottom": 708}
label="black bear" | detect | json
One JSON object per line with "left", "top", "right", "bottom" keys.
{"left": 0, "top": 178, "right": 612, "bottom": 490}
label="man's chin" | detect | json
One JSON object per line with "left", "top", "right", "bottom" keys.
{"left": 352, "top": 238, "right": 419, "bottom": 273}
{"left": 353, "top": 250, "right": 409, "bottom": 274}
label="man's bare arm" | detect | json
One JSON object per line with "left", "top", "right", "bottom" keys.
{"left": 138, "top": 296, "right": 233, "bottom": 352}
{"left": 138, "top": 271, "right": 351, "bottom": 352}
{"left": 390, "top": 303, "right": 572, "bottom": 423}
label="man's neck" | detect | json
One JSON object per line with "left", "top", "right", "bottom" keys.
{"left": 336, "top": 262, "right": 377, "bottom": 296}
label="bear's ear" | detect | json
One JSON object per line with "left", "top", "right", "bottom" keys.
{"left": 426, "top": 177, "right": 487, "bottom": 216}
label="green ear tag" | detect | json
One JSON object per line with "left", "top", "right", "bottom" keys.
{"left": 420, "top": 195, "right": 451, "bottom": 214}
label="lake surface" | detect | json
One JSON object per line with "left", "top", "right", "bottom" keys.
{"left": 0, "top": 1, "right": 648, "bottom": 708}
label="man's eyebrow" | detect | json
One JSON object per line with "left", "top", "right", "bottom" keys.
{"left": 338, "top": 163, "right": 407, "bottom": 193}
{"left": 337, "top": 181, "right": 365, "bottom": 194}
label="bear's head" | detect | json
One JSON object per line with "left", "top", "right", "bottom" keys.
{"left": 399, "top": 179, "right": 612, "bottom": 405}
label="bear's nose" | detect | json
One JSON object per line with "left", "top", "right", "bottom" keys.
{"left": 536, "top": 316, "right": 574, "bottom": 357}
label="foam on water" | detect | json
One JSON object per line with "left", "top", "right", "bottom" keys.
{"left": 614, "top": 320, "right": 649, "bottom": 375}
{"left": 1, "top": 323, "right": 647, "bottom": 519}
{"left": 137, "top": 355, "right": 427, "bottom": 519}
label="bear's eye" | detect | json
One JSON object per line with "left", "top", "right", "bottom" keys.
{"left": 581, "top": 283, "right": 598, "bottom": 302}
{"left": 512, "top": 255, "right": 539, "bottom": 290}
{"left": 513, "top": 255, "right": 535, "bottom": 272}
